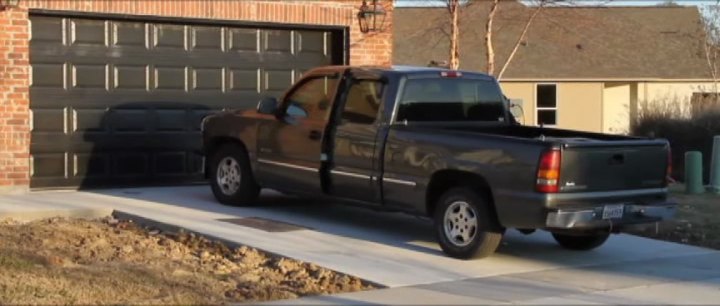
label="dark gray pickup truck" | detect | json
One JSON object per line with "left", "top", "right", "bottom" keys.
{"left": 201, "top": 66, "right": 676, "bottom": 259}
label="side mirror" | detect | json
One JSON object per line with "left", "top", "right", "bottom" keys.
{"left": 257, "top": 97, "right": 279, "bottom": 115}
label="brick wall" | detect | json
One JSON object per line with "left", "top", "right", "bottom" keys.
{"left": 0, "top": 0, "right": 393, "bottom": 191}
{"left": 0, "top": 7, "right": 30, "bottom": 193}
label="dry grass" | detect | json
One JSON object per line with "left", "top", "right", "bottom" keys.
{"left": 627, "top": 184, "right": 720, "bottom": 250}
{"left": 0, "top": 218, "right": 372, "bottom": 305}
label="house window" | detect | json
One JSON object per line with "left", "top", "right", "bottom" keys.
{"left": 536, "top": 84, "right": 557, "bottom": 126}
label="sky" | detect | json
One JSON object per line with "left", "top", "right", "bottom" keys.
{"left": 394, "top": 0, "right": 718, "bottom": 7}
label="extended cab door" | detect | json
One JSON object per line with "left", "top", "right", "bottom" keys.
{"left": 327, "top": 77, "right": 385, "bottom": 203}
{"left": 255, "top": 72, "right": 340, "bottom": 194}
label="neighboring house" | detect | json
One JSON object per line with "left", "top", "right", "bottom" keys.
{"left": 0, "top": 0, "right": 393, "bottom": 192}
{"left": 394, "top": 1, "right": 713, "bottom": 134}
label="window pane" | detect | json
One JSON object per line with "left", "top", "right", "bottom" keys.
{"left": 342, "top": 81, "right": 384, "bottom": 124}
{"left": 285, "top": 76, "right": 338, "bottom": 120}
{"left": 537, "top": 84, "right": 556, "bottom": 108}
{"left": 398, "top": 78, "right": 506, "bottom": 122}
{"left": 537, "top": 109, "right": 557, "bottom": 125}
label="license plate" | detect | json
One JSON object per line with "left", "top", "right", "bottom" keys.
{"left": 602, "top": 204, "right": 625, "bottom": 219}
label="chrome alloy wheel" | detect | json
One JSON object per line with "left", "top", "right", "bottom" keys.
{"left": 443, "top": 201, "right": 478, "bottom": 247}
{"left": 216, "top": 157, "right": 241, "bottom": 195}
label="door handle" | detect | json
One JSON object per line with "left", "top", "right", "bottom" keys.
{"left": 309, "top": 130, "right": 322, "bottom": 140}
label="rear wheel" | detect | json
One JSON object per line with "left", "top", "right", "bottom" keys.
{"left": 209, "top": 143, "right": 260, "bottom": 206}
{"left": 551, "top": 232, "right": 610, "bottom": 251}
{"left": 434, "top": 187, "right": 504, "bottom": 259}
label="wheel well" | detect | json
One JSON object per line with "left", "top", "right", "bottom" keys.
{"left": 426, "top": 170, "right": 497, "bottom": 218}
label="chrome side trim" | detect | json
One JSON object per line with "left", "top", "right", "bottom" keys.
{"left": 330, "top": 170, "right": 371, "bottom": 180}
{"left": 257, "top": 159, "right": 318, "bottom": 173}
{"left": 383, "top": 177, "right": 417, "bottom": 187}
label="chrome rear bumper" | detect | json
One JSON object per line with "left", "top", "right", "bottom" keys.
{"left": 545, "top": 202, "right": 677, "bottom": 229}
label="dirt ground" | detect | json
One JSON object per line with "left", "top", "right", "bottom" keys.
{"left": 0, "top": 217, "right": 372, "bottom": 305}
{"left": 627, "top": 185, "right": 720, "bottom": 250}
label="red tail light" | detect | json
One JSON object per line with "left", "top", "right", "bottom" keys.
{"left": 536, "top": 148, "right": 561, "bottom": 193}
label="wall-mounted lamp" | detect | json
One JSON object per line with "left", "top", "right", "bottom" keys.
{"left": 358, "top": 0, "right": 386, "bottom": 34}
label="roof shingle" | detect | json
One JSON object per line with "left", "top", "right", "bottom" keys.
{"left": 393, "top": 2, "right": 710, "bottom": 80}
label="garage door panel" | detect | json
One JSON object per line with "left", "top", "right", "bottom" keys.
{"left": 297, "top": 31, "right": 327, "bottom": 55}
{"left": 192, "top": 67, "right": 224, "bottom": 91}
{"left": 153, "top": 24, "right": 186, "bottom": 49}
{"left": 69, "top": 19, "right": 108, "bottom": 46}
{"left": 73, "top": 108, "right": 108, "bottom": 133}
{"left": 30, "top": 16, "right": 64, "bottom": 43}
{"left": 114, "top": 153, "right": 149, "bottom": 176}
{"left": 155, "top": 152, "right": 187, "bottom": 175}
{"left": 74, "top": 153, "right": 110, "bottom": 178}
{"left": 264, "top": 30, "right": 292, "bottom": 53}
{"left": 228, "top": 69, "right": 259, "bottom": 92}
{"left": 31, "top": 153, "right": 67, "bottom": 179}
{"left": 155, "top": 109, "right": 188, "bottom": 132}
{"left": 71, "top": 64, "right": 108, "bottom": 89}
{"left": 112, "top": 21, "right": 146, "bottom": 47}
{"left": 110, "top": 109, "right": 149, "bottom": 133}
{"left": 228, "top": 28, "right": 259, "bottom": 52}
{"left": 30, "top": 14, "right": 342, "bottom": 188}
{"left": 31, "top": 63, "right": 65, "bottom": 88}
{"left": 191, "top": 26, "right": 223, "bottom": 51}
{"left": 264, "top": 70, "right": 294, "bottom": 92}
{"left": 153, "top": 66, "right": 187, "bottom": 91}
{"left": 31, "top": 108, "right": 66, "bottom": 133}
{"left": 113, "top": 65, "right": 148, "bottom": 90}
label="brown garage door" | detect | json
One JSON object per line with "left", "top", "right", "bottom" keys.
{"left": 29, "top": 12, "right": 344, "bottom": 188}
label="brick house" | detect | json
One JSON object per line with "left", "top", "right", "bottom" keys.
{"left": 0, "top": 0, "right": 393, "bottom": 193}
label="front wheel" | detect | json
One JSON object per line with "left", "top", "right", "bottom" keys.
{"left": 551, "top": 232, "right": 610, "bottom": 251}
{"left": 209, "top": 143, "right": 260, "bottom": 206}
{"left": 434, "top": 187, "right": 504, "bottom": 259}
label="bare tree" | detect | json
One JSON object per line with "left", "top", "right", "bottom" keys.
{"left": 496, "top": 1, "right": 547, "bottom": 79}
{"left": 446, "top": 0, "right": 462, "bottom": 69}
{"left": 701, "top": 3, "right": 720, "bottom": 104}
{"left": 485, "top": 0, "right": 500, "bottom": 75}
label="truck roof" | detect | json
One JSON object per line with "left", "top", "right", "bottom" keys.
{"left": 308, "top": 65, "right": 496, "bottom": 80}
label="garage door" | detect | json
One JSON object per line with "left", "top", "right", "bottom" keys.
{"left": 28, "top": 13, "right": 344, "bottom": 188}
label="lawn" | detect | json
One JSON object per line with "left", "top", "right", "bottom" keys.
{"left": 627, "top": 184, "right": 720, "bottom": 250}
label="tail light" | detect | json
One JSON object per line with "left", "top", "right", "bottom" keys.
{"left": 666, "top": 147, "right": 673, "bottom": 185}
{"left": 536, "top": 148, "right": 561, "bottom": 193}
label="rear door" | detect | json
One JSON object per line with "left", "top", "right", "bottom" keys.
{"left": 256, "top": 73, "right": 340, "bottom": 194}
{"left": 559, "top": 141, "right": 669, "bottom": 192}
{"left": 328, "top": 78, "right": 385, "bottom": 203}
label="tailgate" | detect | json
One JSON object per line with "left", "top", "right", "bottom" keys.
{"left": 559, "top": 141, "right": 669, "bottom": 192}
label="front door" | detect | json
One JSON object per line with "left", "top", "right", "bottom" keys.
{"left": 328, "top": 79, "right": 385, "bottom": 203}
{"left": 256, "top": 74, "right": 340, "bottom": 194}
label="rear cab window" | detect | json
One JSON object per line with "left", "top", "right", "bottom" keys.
{"left": 396, "top": 75, "right": 507, "bottom": 123}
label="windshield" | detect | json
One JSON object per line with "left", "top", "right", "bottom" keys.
{"left": 397, "top": 78, "right": 507, "bottom": 122}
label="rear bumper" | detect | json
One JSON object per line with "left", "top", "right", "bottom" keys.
{"left": 545, "top": 202, "right": 677, "bottom": 229}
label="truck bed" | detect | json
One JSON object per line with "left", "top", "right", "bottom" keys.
{"left": 408, "top": 123, "right": 670, "bottom": 193}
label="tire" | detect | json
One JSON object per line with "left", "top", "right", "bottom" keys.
{"left": 551, "top": 232, "right": 610, "bottom": 251}
{"left": 434, "top": 187, "right": 504, "bottom": 259}
{"left": 209, "top": 143, "right": 261, "bottom": 206}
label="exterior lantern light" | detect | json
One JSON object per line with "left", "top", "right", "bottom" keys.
{"left": 358, "top": 0, "right": 387, "bottom": 34}
{"left": 0, "top": 0, "right": 20, "bottom": 10}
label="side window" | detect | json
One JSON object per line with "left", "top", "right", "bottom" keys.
{"left": 536, "top": 84, "right": 557, "bottom": 126}
{"left": 341, "top": 80, "right": 384, "bottom": 124}
{"left": 284, "top": 76, "right": 339, "bottom": 121}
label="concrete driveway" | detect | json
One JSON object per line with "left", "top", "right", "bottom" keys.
{"left": 1, "top": 185, "right": 719, "bottom": 304}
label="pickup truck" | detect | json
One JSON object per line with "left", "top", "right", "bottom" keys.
{"left": 201, "top": 66, "right": 677, "bottom": 259}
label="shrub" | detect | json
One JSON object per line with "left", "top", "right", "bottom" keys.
{"left": 631, "top": 97, "right": 720, "bottom": 182}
